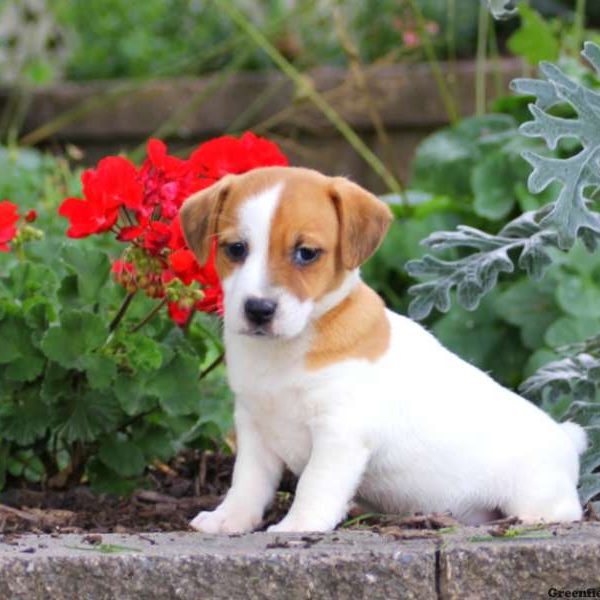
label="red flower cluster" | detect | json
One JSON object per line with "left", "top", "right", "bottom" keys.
{"left": 58, "top": 132, "right": 288, "bottom": 325}
{"left": 0, "top": 201, "right": 19, "bottom": 252}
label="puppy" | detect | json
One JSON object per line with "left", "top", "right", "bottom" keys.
{"left": 180, "top": 166, "right": 586, "bottom": 533}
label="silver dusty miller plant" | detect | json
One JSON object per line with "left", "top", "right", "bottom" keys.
{"left": 406, "top": 42, "right": 600, "bottom": 506}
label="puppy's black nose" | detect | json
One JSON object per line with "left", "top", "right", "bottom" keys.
{"left": 244, "top": 297, "right": 277, "bottom": 326}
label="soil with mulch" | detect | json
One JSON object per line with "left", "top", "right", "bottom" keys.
{"left": 0, "top": 451, "right": 294, "bottom": 535}
{"left": 0, "top": 450, "right": 596, "bottom": 537}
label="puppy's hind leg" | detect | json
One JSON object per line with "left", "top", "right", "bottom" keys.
{"left": 502, "top": 475, "right": 582, "bottom": 524}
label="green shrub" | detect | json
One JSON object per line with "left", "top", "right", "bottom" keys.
{"left": 0, "top": 148, "right": 231, "bottom": 494}
{"left": 405, "top": 42, "right": 600, "bottom": 508}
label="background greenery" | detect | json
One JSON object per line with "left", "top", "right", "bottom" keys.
{"left": 0, "top": 0, "right": 598, "bottom": 84}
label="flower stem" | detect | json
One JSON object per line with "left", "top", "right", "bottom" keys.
{"left": 406, "top": 0, "right": 459, "bottom": 124}
{"left": 109, "top": 291, "right": 136, "bottom": 332}
{"left": 129, "top": 297, "right": 168, "bottom": 333}
{"left": 198, "top": 352, "right": 225, "bottom": 381}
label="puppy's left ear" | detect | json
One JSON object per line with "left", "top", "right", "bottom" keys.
{"left": 179, "top": 175, "right": 234, "bottom": 264}
{"left": 330, "top": 177, "right": 393, "bottom": 269}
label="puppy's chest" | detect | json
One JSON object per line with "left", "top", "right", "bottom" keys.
{"left": 239, "top": 385, "right": 314, "bottom": 476}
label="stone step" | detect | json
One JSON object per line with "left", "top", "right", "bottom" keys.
{"left": 0, "top": 522, "right": 598, "bottom": 599}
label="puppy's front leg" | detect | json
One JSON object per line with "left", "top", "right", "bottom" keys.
{"left": 191, "top": 404, "right": 283, "bottom": 534}
{"left": 268, "top": 432, "right": 370, "bottom": 533}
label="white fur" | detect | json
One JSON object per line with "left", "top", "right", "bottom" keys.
{"left": 190, "top": 190, "right": 586, "bottom": 534}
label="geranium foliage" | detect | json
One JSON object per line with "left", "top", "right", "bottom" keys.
{"left": 0, "top": 133, "right": 287, "bottom": 493}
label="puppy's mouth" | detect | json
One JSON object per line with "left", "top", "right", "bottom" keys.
{"left": 240, "top": 326, "right": 276, "bottom": 338}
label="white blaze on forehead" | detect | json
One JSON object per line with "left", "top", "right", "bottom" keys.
{"left": 237, "top": 182, "right": 283, "bottom": 293}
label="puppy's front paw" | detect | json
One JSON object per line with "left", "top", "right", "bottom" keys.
{"left": 267, "top": 516, "right": 333, "bottom": 533}
{"left": 190, "top": 508, "right": 259, "bottom": 534}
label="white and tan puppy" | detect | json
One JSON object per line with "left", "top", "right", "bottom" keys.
{"left": 180, "top": 166, "right": 586, "bottom": 533}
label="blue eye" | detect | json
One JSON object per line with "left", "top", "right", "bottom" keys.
{"left": 293, "top": 246, "right": 322, "bottom": 266}
{"left": 224, "top": 241, "right": 248, "bottom": 262}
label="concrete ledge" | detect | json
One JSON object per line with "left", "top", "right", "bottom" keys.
{"left": 0, "top": 531, "right": 437, "bottom": 600}
{"left": 439, "top": 523, "right": 600, "bottom": 600}
{"left": 0, "top": 523, "right": 598, "bottom": 599}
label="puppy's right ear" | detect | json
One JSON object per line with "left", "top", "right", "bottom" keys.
{"left": 179, "top": 176, "right": 233, "bottom": 264}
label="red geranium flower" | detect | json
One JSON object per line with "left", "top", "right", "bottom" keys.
{"left": 166, "top": 239, "right": 224, "bottom": 318}
{"left": 168, "top": 248, "right": 200, "bottom": 285}
{"left": 82, "top": 156, "right": 144, "bottom": 212}
{"left": 142, "top": 220, "right": 172, "bottom": 254}
{"left": 59, "top": 132, "right": 286, "bottom": 326}
{"left": 168, "top": 215, "right": 187, "bottom": 251}
{"left": 139, "top": 139, "right": 203, "bottom": 221}
{"left": 168, "top": 301, "right": 192, "bottom": 326}
{"left": 193, "top": 239, "right": 223, "bottom": 315}
{"left": 190, "top": 132, "right": 288, "bottom": 182}
{"left": 58, "top": 156, "right": 143, "bottom": 238}
{"left": 116, "top": 225, "right": 144, "bottom": 242}
{"left": 0, "top": 200, "right": 19, "bottom": 252}
{"left": 25, "top": 209, "right": 37, "bottom": 223}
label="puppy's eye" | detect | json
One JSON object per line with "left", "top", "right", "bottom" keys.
{"left": 224, "top": 241, "right": 248, "bottom": 262}
{"left": 293, "top": 246, "right": 322, "bottom": 266}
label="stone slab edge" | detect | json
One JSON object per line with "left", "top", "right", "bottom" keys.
{"left": 0, "top": 522, "right": 599, "bottom": 600}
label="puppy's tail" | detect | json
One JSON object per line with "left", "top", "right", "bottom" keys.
{"left": 561, "top": 421, "right": 588, "bottom": 455}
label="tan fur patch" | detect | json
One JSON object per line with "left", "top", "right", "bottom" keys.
{"left": 305, "top": 283, "right": 391, "bottom": 370}
{"left": 267, "top": 169, "right": 345, "bottom": 302}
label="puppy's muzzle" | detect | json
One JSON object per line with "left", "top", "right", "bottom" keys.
{"left": 244, "top": 297, "right": 278, "bottom": 330}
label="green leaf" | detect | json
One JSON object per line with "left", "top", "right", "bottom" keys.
{"left": 556, "top": 276, "right": 600, "bottom": 319}
{"left": 472, "top": 152, "right": 518, "bottom": 220}
{"left": 0, "top": 317, "right": 27, "bottom": 363}
{"left": 86, "top": 457, "right": 140, "bottom": 496}
{"left": 433, "top": 298, "right": 504, "bottom": 371}
{"left": 118, "top": 333, "right": 164, "bottom": 372}
{"left": 58, "top": 390, "right": 122, "bottom": 443}
{"left": 146, "top": 354, "right": 201, "bottom": 416}
{"left": 524, "top": 348, "right": 560, "bottom": 378}
{"left": 512, "top": 43, "right": 600, "bottom": 248}
{"left": 22, "top": 296, "right": 57, "bottom": 331}
{"left": 83, "top": 355, "right": 117, "bottom": 390}
{"left": 5, "top": 354, "right": 46, "bottom": 383}
{"left": 507, "top": 4, "right": 559, "bottom": 65}
{"left": 408, "top": 43, "right": 600, "bottom": 320}
{"left": 7, "top": 451, "right": 44, "bottom": 483}
{"left": 114, "top": 373, "right": 156, "bottom": 416}
{"left": 40, "top": 362, "right": 71, "bottom": 403}
{"left": 41, "top": 310, "right": 108, "bottom": 369}
{"left": 132, "top": 425, "right": 176, "bottom": 462}
{"left": 494, "top": 280, "right": 559, "bottom": 349}
{"left": 98, "top": 435, "right": 147, "bottom": 478}
{"left": 0, "top": 391, "right": 51, "bottom": 445}
{"left": 6, "top": 262, "right": 59, "bottom": 300}
{"left": 578, "top": 473, "right": 600, "bottom": 504}
{"left": 0, "top": 316, "right": 46, "bottom": 381}
{"left": 411, "top": 115, "right": 517, "bottom": 199}
{"left": 61, "top": 245, "right": 111, "bottom": 306}
{"left": 545, "top": 316, "right": 600, "bottom": 348}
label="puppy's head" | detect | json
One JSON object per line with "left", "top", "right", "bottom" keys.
{"left": 180, "top": 167, "right": 392, "bottom": 339}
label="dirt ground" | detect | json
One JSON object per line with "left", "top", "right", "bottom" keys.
{"left": 0, "top": 450, "right": 596, "bottom": 538}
